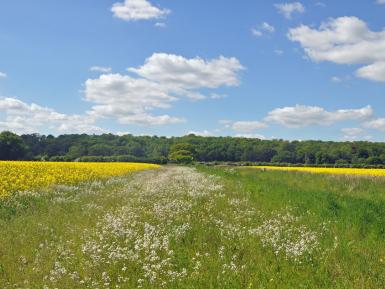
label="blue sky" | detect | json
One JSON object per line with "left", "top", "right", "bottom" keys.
{"left": 0, "top": 0, "right": 385, "bottom": 141}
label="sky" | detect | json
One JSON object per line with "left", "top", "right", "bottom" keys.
{"left": 0, "top": 0, "right": 385, "bottom": 141}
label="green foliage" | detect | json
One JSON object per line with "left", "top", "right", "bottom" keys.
{"left": 0, "top": 131, "right": 383, "bottom": 166}
{"left": 0, "top": 131, "right": 26, "bottom": 160}
{"left": 168, "top": 143, "right": 195, "bottom": 163}
{"left": 168, "top": 150, "right": 194, "bottom": 164}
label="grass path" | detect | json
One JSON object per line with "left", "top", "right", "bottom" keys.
{"left": 1, "top": 166, "right": 385, "bottom": 288}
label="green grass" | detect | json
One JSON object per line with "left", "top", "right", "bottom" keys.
{"left": 1, "top": 166, "right": 385, "bottom": 288}
{"left": 199, "top": 166, "right": 385, "bottom": 288}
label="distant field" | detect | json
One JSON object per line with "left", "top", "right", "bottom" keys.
{"left": 253, "top": 165, "right": 385, "bottom": 177}
{"left": 0, "top": 161, "right": 159, "bottom": 197}
{"left": 1, "top": 165, "right": 385, "bottom": 288}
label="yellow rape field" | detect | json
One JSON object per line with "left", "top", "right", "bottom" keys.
{"left": 253, "top": 166, "right": 385, "bottom": 177}
{"left": 0, "top": 161, "right": 160, "bottom": 197}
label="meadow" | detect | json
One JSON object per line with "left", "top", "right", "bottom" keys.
{"left": 1, "top": 163, "right": 385, "bottom": 288}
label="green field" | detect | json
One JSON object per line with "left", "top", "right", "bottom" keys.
{"left": 1, "top": 166, "right": 385, "bottom": 288}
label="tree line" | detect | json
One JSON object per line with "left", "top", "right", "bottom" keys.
{"left": 1, "top": 131, "right": 385, "bottom": 167}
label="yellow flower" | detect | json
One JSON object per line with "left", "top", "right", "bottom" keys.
{"left": 0, "top": 161, "right": 159, "bottom": 197}
{"left": 253, "top": 166, "right": 385, "bottom": 177}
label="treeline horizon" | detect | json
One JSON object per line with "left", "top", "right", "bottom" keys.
{"left": 1, "top": 131, "right": 385, "bottom": 167}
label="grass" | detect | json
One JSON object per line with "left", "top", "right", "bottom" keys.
{"left": 1, "top": 165, "right": 385, "bottom": 288}
{"left": 201, "top": 167, "right": 385, "bottom": 287}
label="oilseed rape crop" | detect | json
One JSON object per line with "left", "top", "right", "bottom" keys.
{"left": 0, "top": 161, "right": 159, "bottom": 197}
{"left": 254, "top": 166, "right": 385, "bottom": 177}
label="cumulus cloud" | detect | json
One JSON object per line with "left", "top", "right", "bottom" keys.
{"left": 85, "top": 53, "right": 243, "bottom": 126}
{"left": 288, "top": 17, "right": 385, "bottom": 82}
{"left": 85, "top": 73, "right": 182, "bottom": 125}
{"left": 275, "top": 2, "right": 305, "bottom": 19}
{"left": 0, "top": 97, "right": 105, "bottom": 135}
{"left": 356, "top": 62, "right": 385, "bottom": 82}
{"left": 0, "top": 53, "right": 244, "bottom": 133}
{"left": 0, "top": 72, "right": 7, "bottom": 78}
{"left": 128, "top": 53, "right": 244, "bottom": 90}
{"left": 90, "top": 66, "right": 112, "bottom": 73}
{"left": 266, "top": 105, "right": 373, "bottom": 128}
{"left": 111, "top": 0, "right": 170, "bottom": 21}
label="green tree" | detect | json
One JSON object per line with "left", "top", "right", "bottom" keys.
{"left": 168, "top": 150, "right": 194, "bottom": 164}
{"left": 0, "top": 131, "right": 27, "bottom": 160}
{"left": 168, "top": 143, "right": 196, "bottom": 164}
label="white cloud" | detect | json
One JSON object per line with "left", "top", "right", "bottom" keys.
{"left": 231, "top": 121, "right": 267, "bottom": 133}
{"left": 266, "top": 105, "right": 373, "bottom": 128}
{"left": 85, "top": 73, "right": 182, "bottom": 125}
{"left": 251, "top": 22, "right": 275, "bottom": 37}
{"left": 90, "top": 66, "right": 112, "bottom": 73}
{"left": 275, "top": 2, "right": 305, "bottom": 19}
{"left": 261, "top": 22, "right": 275, "bottom": 33}
{"left": 377, "top": 0, "right": 385, "bottom": 4}
{"left": 356, "top": 62, "right": 385, "bottom": 82}
{"left": 128, "top": 53, "right": 244, "bottom": 90}
{"left": 251, "top": 29, "right": 263, "bottom": 37}
{"left": 341, "top": 127, "right": 364, "bottom": 136}
{"left": 112, "top": 0, "right": 170, "bottom": 21}
{"left": 85, "top": 53, "right": 243, "bottom": 126}
{"left": 0, "top": 97, "right": 105, "bottom": 135}
{"left": 288, "top": 17, "right": 385, "bottom": 82}
{"left": 364, "top": 118, "right": 385, "bottom": 131}
{"left": 220, "top": 120, "right": 267, "bottom": 135}
{"left": 341, "top": 127, "right": 371, "bottom": 140}
{"left": 0, "top": 72, "right": 7, "bottom": 78}
{"left": 1, "top": 52, "right": 243, "bottom": 133}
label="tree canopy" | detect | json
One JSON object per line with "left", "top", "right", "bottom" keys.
{"left": 0, "top": 131, "right": 27, "bottom": 160}
{"left": 0, "top": 131, "right": 384, "bottom": 167}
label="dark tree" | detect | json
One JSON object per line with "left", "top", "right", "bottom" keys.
{"left": 0, "top": 131, "right": 27, "bottom": 160}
